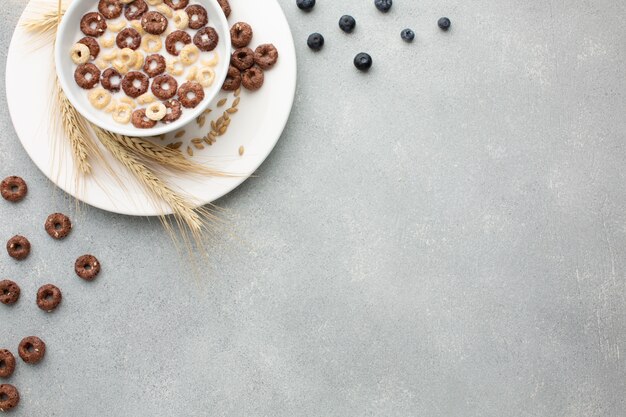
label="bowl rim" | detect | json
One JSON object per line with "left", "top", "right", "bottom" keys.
{"left": 55, "top": 0, "right": 231, "bottom": 138}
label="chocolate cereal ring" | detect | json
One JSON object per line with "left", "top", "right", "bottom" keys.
{"left": 36, "top": 284, "right": 62, "bottom": 312}
{"left": 231, "top": 47, "right": 254, "bottom": 70}
{"left": 0, "top": 350, "right": 16, "bottom": 378}
{"left": 124, "top": 0, "right": 148, "bottom": 20}
{"left": 230, "top": 22, "right": 253, "bottom": 48}
{"left": 177, "top": 81, "right": 204, "bottom": 108}
{"left": 186, "top": 5, "right": 208, "bottom": 30}
{"left": 6, "top": 236, "right": 30, "bottom": 261}
{"left": 141, "top": 11, "right": 168, "bottom": 35}
{"left": 80, "top": 12, "right": 107, "bottom": 37}
{"left": 131, "top": 109, "right": 157, "bottom": 129}
{"left": 161, "top": 99, "right": 182, "bottom": 123}
{"left": 78, "top": 37, "right": 101, "bottom": 59}
{"left": 0, "top": 280, "right": 20, "bottom": 306}
{"left": 116, "top": 27, "right": 141, "bottom": 50}
{"left": 193, "top": 26, "right": 219, "bottom": 52}
{"left": 217, "top": 0, "right": 231, "bottom": 17}
{"left": 18, "top": 336, "right": 45, "bottom": 364}
{"left": 143, "top": 54, "right": 166, "bottom": 77}
{"left": 164, "top": 0, "right": 189, "bottom": 10}
{"left": 1, "top": 176, "right": 27, "bottom": 202}
{"left": 242, "top": 65, "right": 264, "bottom": 91}
{"left": 101, "top": 67, "right": 122, "bottom": 91}
{"left": 45, "top": 213, "right": 72, "bottom": 240}
{"left": 254, "top": 43, "right": 279, "bottom": 69}
{"left": 75, "top": 254, "right": 101, "bottom": 280}
{"left": 98, "top": 0, "right": 123, "bottom": 19}
{"left": 74, "top": 63, "right": 101, "bottom": 89}
{"left": 165, "top": 30, "right": 191, "bottom": 56}
{"left": 0, "top": 384, "right": 19, "bottom": 411}
{"left": 122, "top": 71, "right": 149, "bottom": 98}
{"left": 151, "top": 74, "right": 178, "bottom": 99}
{"left": 221, "top": 65, "right": 241, "bottom": 91}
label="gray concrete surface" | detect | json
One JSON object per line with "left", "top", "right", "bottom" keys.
{"left": 1, "top": 0, "right": 626, "bottom": 415}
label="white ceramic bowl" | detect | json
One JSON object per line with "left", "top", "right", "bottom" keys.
{"left": 55, "top": 0, "right": 231, "bottom": 137}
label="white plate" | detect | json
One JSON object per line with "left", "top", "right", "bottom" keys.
{"left": 6, "top": 0, "right": 296, "bottom": 216}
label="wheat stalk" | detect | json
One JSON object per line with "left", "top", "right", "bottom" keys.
{"left": 55, "top": 80, "right": 92, "bottom": 176}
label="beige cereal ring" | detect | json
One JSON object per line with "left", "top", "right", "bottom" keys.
{"left": 101, "top": 36, "right": 116, "bottom": 48}
{"left": 146, "top": 0, "right": 163, "bottom": 5}
{"left": 186, "top": 66, "right": 198, "bottom": 81}
{"left": 113, "top": 103, "right": 133, "bottom": 124}
{"left": 103, "top": 50, "right": 118, "bottom": 61}
{"left": 95, "top": 58, "right": 108, "bottom": 70}
{"left": 156, "top": 4, "right": 173, "bottom": 18}
{"left": 112, "top": 60, "right": 130, "bottom": 75}
{"left": 132, "top": 51, "right": 145, "bottom": 69}
{"left": 70, "top": 43, "right": 91, "bottom": 65}
{"left": 141, "top": 35, "right": 163, "bottom": 53}
{"left": 136, "top": 93, "right": 157, "bottom": 104}
{"left": 130, "top": 20, "right": 145, "bottom": 35}
{"left": 120, "top": 96, "right": 137, "bottom": 109}
{"left": 118, "top": 48, "right": 137, "bottom": 66}
{"left": 108, "top": 20, "right": 126, "bottom": 32}
{"left": 166, "top": 58, "right": 184, "bottom": 76}
{"left": 196, "top": 67, "right": 215, "bottom": 88}
{"left": 88, "top": 88, "right": 112, "bottom": 110}
{"left": 179, "top": 44, "right": 199, "bottom": 65}
{"left": 173, "top": 10, "right": 189, "bottom": 30}
{"left": 119, "top": 0, "right": 135, "bottom": 3}
{"left": 104, "top": 99, "right": 118, "bottom": 113}
{"left": 201, "top": 52, "right": 219, "bottom": 67}
{"left": 145, "top": 102, "right": 167, "bottom": 121}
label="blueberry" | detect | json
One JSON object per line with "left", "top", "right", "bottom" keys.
{"left": 401, "top": 28, "right": 415, "bottom": 42}
{"left": 353, "top": 52, "right": 372, "bottom": 71}
{"left": 438, "top": 17, "right": 451, "bottom": 31}
{"left": 307, "top": 33, "right": 324, "bottom": 51}
{"left": 374, "top": 0, "right": 392, "bottom": 13}
{"left": 339, "top": 15, "right": 356, "bottom": 33}
{"left": 296, "top": 0, "right": 315, "bottom": 11}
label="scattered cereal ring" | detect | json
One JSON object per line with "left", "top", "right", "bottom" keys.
{"left": 141, "top": 34, "right": 163, "bottom": 53}
{"left": 217, "top": 0, "right": 231, "bottom": 18}
{"left": 143, "top": 53, "right": 166, "bottom": 77}
{"left": 36, "top": 284, "right": 62, "bottom": 312}
{"left": 165, "top": 30, "right": 191, "bottom": 56}
{"left": 78, "top": 37, "right": 101, "bottom": 59}
{"left": 221, "top": 65, "right": 241, "bottom": 91}
{"left": 166, "top": 58, "right": 184, "bottom": 76}
{"left": 18, "top": 336, "right": 45, "bottom": 364}
{"left": 98, "top": 0, "right": 123, "bottom": 19}
{"left": 164, "top": 0, "right": 189, "bottom": 10}
{"left": 137, "top": 93, "right": 157, "bottom": 104}
{"left": 113, "top": 103, "right": 133, "bottom": 123}
{"left": 172, "top": 10, "right": 189, "bottom": 29}
{"left": 0, "top": 176, "right": 27, "bottom": 202}
{"left": 230, "top": 22, "right": 253, "bottom": 48}
{"left": 0, "top": 349, "right": 16, "bottom": 377}
{"left": 44, "top": 213, "right": 72, "bottom": 240}
{"left": 186, "top": 66, "right": 198, "bottom": 81}
{"left": 132, "top": 51, "right": 145, "bottom": 69}
{"left": 146, "top": 0, "right": 163, "bottom": 5}
{"left": 145, "top": 102, "right": 167, "bottom": 121}
{"left": 254, "top": 43, "right": 279, "bottom": 69}
{"left": 124, "top": 0, "right": 148, "bottom": 20}
{"left": 80, "top": 12, "right": 107, "bottom": 37}
{"left": 141, "top": 11, "right": 168, "bottom": 35}
{"left": 120, "top": 96, "right": 137, "bottom": 108}
{"left": 116, "top": 27, "right": 141, "bottom": 50}
{"left": 88, "top": 88, "right": 112, "bottom": 109}
{"left": 185, "top": 4, "right": 208, "bottom": 30}
{"left": 162, "top": 99, "right": 182, "bottom": 123}
{"left": 193, "top": 26, "right": 219, "bottom": 52}
{"left": 151, "top": 74, "right": 178, "bottom": 99}
{"left": 130, "top": 19, "right": 146, "bottom": 34}
{"left": 75, "top": 254, "right": 102, "bottom": 280}
{"left": 0, "top": 384, "right": 19, "bottom": 411}
{"left": 107, "top": 19, "right": 126, "bottom": 32}
{"left": 122, "top": 71, "right": 149, "bottom": 98}
{"left": 196, "top": 66, "right": 215, "bottom": 87}
{"left": 179, "top": 44, "right": 199, "bottom": 65}
{"left": 242, "top": 65, "right": 264, "bottom": 91}
{"left": 201, "top": 51, "right": 219, "bottom": 67}
{"left": 70, "top": 43, "right": 91, "bottom": 64}
{"left": 0, "top": 280, "right": 20, "bottom": 305}
{"left": 177, "top": 81, "right": 204, "bottom": 108}
{"left": 156, "top": 3, "right": 174, "bottom": 18}
{"left": 230, "top": 47, "right": 254, "bottom": 71}
{"left": 131, "top": 109, "right": 157, "bottom": 128}
{"left": 74, "top": 63, "right": 101, "bottom": 89}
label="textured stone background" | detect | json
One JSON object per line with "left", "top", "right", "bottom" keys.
{"left": 1, "top": 0, "right": 626, "bottom": 416}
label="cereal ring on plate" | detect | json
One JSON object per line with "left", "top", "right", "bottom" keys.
{"left": 172, "top": 10, "right": 189, "bottom": 29}
{"left": 122, "top": 71, "right": 149, "bottom": 98}
{"left": 177, "top": 81, "right": 204, "bottom": 108}
{"left": 166, "top": 58, "right": 184, "bottom": 76}
{"left": 120, "top": 96, "right": 137, "bottom": 108}
{"left": 179, "top": 44, "right": 199, "bottom": 65}
{"left": 242, "top": 65, "right": 264, "bottom": 91}
{"left": 143, "top": 53, "right": 166, "bottom": 77}
{"left": 124, "top": 0, "right": 147, "bottom": 20}
{"left": 230, "top": 47, "right": 254, "bottom": 70}
{"left": 165, "top": 30, "right": 191, "bottom": 56}
{"left": 116, "top": 27, "right": 141, "bottom": 50}
{"left": 88, "top": 88, "right": 112, "bottom": 109}
{"left": 141, "top": 11, "right": 168, "bottom": 35}
{"left": 146, "top": 0, "right": 163, "bottom": 5}
{"left": 230, "top": 22, "right": 253, "bottom": 48}
{"left": 186, "top": 66, "right": 197, "bottom": 81}
{"left": 0, "top": 384, "right": 19, "bottom": 411}
{"left": 107, "top": 19, "right": 126, "bottom": 32}
{"left": 162, "top": 99, "right": 182, "bottom": 123}
{"left": 221, "top": 65, "right": 241, "bottom": 91}
{"left": 70, "top": 43, "right": 91, "bottom": 65}
{"left": 217, "top": 0, "right": 231, "bottom": 17}
{"left": 0, "top": 349, "right": 16, "bottom": 377}
{"left": 151, "top": 74, "right": 178, "bottom": 99}
{"left": 193, "top": 26, "right": 219, "bottom": 52}
{"left": 164, "top": 0, "right": 188, "bottom": 10}
{"left": 74, "top": 63, "right": 100, "bottom": 89}
{"left": 75, "top": 255, "right": 101, "bottom": 280}
{"left": 186, "top": 5, "right": 208, "bottom": 30}
{"left": 201, "top": 51, "right": 219, "bottom": 67}
{"left": 196, "top": 66, "right": 215, "bottom": 87}
{"left": 130, "top": 19, "right": 146, "bottom": 35}
{"left": 78, "top": 37, "right": 101, "bottom": 59}
{"left": 98, "top": 0, "right": 123, "bottom": 19}
{"left": 80, "top": 12, "right": 107, "bottom": 37}
{"left": 1, "top": 176, "right": 27, "bottom": 202}
{"left": 131, "top": 109, "right": 157, "bottom": 129}
{"left": 132, "top": 51, "right": 145, "bottom": 69}
{"left": 145, "top": 102, "right": 167, "bottom": 121}
{"left": 113, "top": 102, "right": 133, "bottom": 123}
{"left": 254, "top": 43, "right": 279, "bottom": 69}
{"left": 142, "top": 34, "right": 163, "bottom": 53}
{"left": 18, "top": 336, "right": 45, "bottom": 364}
{"left": 137, "top": 93, "right": 157, "bottom": 104}
{"left": 0, "top": 280, "right": 20, "bottom": 305}
{"left": 44, "top": 213, "right": 72, "bottom": 240}
{"left": 156, "top": 3, "right": 174, "bottom": 18}
{"left": 36, "top": 284, "right": 62, "bottom": 312}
